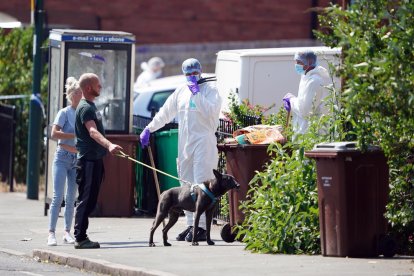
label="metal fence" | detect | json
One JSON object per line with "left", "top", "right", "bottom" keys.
{"left": 216, "top": 115, "right": 262, "bottom": 140}
{"left": 0, "top": 104, "right": 17, "bottom": 191}
{"left": 132, "top": 115, "right": 178, "bottom": 133}
{"left": 216, "top": 115, "right": 262, "bottom": 176}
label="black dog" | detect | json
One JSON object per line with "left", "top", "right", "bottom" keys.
{"left": 149, "top": 169, "right": 240, "bottom": 246}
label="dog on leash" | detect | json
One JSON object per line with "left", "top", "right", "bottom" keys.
{"left": 149, "top": 169, "right": 240, "bottom": 247}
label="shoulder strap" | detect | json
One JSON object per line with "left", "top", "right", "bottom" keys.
{"left": 197, "top": 76, "right": 217, "bottom": 84}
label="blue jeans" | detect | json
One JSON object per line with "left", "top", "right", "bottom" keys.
{"left": 48, "top": 148, "right": 78, "bottom": 232}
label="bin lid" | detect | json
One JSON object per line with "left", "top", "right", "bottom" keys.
{"left": 217, "top": 143, "right": 270, "bottom": 150}
{"left": 313, "top": 141, "right": 358, "bottom": 152}
{"left": 155, "top": 128, "right": 179, "bottom": 137}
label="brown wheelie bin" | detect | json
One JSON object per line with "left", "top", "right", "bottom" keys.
{"left": 305, "top": 142, "right": 394, "bottom": 257}
{"left": 217, "top": 143, "right": 272, "bottom": 242}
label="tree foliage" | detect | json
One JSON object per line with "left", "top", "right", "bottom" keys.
{"left": 0, "top": 27, "right": 47, "bottom": 183}
{"left": 316, "top": 0, "right": 414, "bottom": 254}
{"left": 235, "top": 85, "right": 344, "bottom": 254}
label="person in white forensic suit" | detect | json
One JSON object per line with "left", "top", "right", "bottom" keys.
{"left": 139, "top": 58, "right": 222, "bottom": 242}
{"left": 283, "top": 50, "right": 331, "bottom": 140}
{"left": 134, "top": 57, "right": 165, "bottom": 90}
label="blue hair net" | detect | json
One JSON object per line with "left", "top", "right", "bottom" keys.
{"left": 182, "top": 58, "right": 202, "bottom": 74}
{"left": 294, "top": 50, "right": 317, "bottom": 67}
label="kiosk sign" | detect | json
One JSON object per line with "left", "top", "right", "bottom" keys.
{"left": 61, "top": 35, "right": 135, "bottom": 43}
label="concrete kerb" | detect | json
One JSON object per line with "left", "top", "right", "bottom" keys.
{"left": 32, "top": 249, "right": 178, "bottom": 276}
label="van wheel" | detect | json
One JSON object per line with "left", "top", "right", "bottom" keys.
{"left": 220, "top": 223, "right": 236, "bottom": 243}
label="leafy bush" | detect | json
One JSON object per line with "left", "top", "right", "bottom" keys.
{"left": 0, "top": 27, "right": 47, "bottom": 183}
{"left": 237, "top": 142, "right": 320, "bottom": 254}
{"left": 316, "top": 0, "right": 414, "bottom": 254}
{"left": 223, "top": 93, "right": 275, "bottom": 128}
{"left": 234, "top": 84, "right": 344, "bottom": 253}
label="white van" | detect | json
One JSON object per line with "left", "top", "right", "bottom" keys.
{"left": 215, "top": 46, "right": 341, "bottom": 115}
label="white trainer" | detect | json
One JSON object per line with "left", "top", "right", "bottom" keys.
{"left": 47, "top": 232, "right": 57, "bottom": 246}
{"left": 63, "top": 232, "right": 75, "bottom": 244}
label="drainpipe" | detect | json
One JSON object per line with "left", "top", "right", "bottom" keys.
{"left": 310, "top": 0, "right": 318, "bottom": 40}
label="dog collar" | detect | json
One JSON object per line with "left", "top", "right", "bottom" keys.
{"left": 190, "top": 183, "right": 217, "bottom": 208}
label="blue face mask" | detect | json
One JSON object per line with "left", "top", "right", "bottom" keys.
{"left": 186, "top": 75, "right": 201, "bottom": 83}
{"left": 295, "top": 64, "right": 305, "bottom": 75}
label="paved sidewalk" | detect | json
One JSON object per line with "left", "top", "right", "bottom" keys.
{"left": 0, "top": 192, "right": 413, "bottom": 276}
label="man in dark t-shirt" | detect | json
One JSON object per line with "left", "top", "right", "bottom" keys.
{"left": 75, "top": 99, "right": 107, "bottom": 160}
{"left": 73, "top": 73, "right": 122, "bottom": 249}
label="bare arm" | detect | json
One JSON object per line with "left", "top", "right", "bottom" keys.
{"left": 51, "top": 125, "right": 75, "bottom": 140}
{"left": 51, "top": 125, "right": 77, "bottom": 153}
{"left": 84, "top": 120, "right": 123, "bottom": 154}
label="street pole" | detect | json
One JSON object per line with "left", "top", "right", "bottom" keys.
{"left": 26, "top": 0, "right": 44, "bottom": 200}
{"left": 30, "top": 0, "right": 35, "bottom": 25}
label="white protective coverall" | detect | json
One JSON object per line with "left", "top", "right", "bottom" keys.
{"left": 134, "top": 57, "right": 164, "bottom": 90}
{"left": 147, "top": 80, "right": 222, "bottom": 229}
{"left": 134, "top": 70, "right": 156, "bottom": 90}
{"left": 290, "top": 65, "right": 330, "bottom": 138}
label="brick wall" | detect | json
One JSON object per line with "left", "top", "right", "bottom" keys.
{"left": 1, "top": 0, "right": 347, "bottom": 78}
{"left": 0, "top": 0, "right": 343, "bottom": 44}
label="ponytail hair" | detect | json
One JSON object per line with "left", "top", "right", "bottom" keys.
{"left": 65, "top": 77, "right": 80, "bottom": 103}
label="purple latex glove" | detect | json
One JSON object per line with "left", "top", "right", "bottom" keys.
{"left": 283, "top": 93, "right": 295, "bottom": 112}
{"left": 140, "top": 127, "right": 151, "bottom": 148}
{"left": 186, "top": 75, "right": 200, "bottom": 95}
